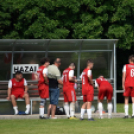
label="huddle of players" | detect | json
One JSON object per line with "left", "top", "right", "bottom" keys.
{"left": 7, "top": 55, "right": 134, "bottom": 119}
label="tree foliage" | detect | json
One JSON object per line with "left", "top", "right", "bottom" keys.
{"left": 0, "top": 0, "right": 134, "bottom": 49}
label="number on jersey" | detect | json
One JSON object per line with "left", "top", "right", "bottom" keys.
{"left": 131, "top": 69, "right": 134, "bottom": 77}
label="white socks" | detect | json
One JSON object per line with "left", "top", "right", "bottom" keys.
{"left": 80, "top": 109, "right": 86, "bottom": 118}
{"left": 98, "top": 102, "right": 103, "bottom": 116}
{"left": 64, "top": 103, "right": 70, "bottom": 117}
{"left": 13, "top": 106, "right": 18, "bottom": 115}
{"left": 132, "top": 103, "right": 134, "bottom": 116}
{"left": 87, "top": 109, "right": 92, "bottom": 119}
{"left": 39, "top": 108, "right": 44, "bottom": 117}
{"left": 25, "top": 104, "right": 30, "bottom": 114}
{"left": 108, "top": 103, "right": 113, "bottom": 116}
{"left": 124, "top": 104, "right": 128, "bottom": 116}
{"left": 70, "top": 102, "right": 75, "bottom": 117}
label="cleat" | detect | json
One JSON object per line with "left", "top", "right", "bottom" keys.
{"left": 51, "top": 117, "right": 57, "bottom": 119}
{"left": 108, "top": 115, "right": 112, "bottom": 119}
{"left": 39, "top": 116, "right": 46, "bottom": 119}
{"left": 46, "top": 116, "right": 50, "bottom": 119}
{"left": 131, "top": 116, "right": 134, "bottom": 119}
{"left": 123, "top": 116, "right": 129, "bottom": 119}
{"left": 88, "top": 118, "right": 95, "bottom": 121}
{"left": 69, "top": 116, "right": 78, "bottom": 120}
{"left": 67, "top": 117, "right": 70, "bottom": 119}
{"left": 80, "top": 117, "right": 84, "bottom": 121}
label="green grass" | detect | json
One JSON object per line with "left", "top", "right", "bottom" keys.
{"left": 0, "top": 104, "right": 133, "bottom": 134}
{"left": 0, "top": 118, "right": 134, "bottom": 134}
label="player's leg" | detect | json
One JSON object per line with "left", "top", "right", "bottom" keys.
{"left": 98, "top": 88, "right": 104, "bottom": 119}
{"left": 80, "top": 95, "right": 87, "bottom": 120}
{"left": 131, "top": 87, "right": 134, "bottom": 118}
{"left": 69, "top": 90, "right": 77, "bottom": 119}
{"left": 98, "top": 100, "right": 103, "bottom": 119}
{"left": 107, "top": 88, "right": 113, "bottom": 119}
{"left": 39, "top": 98, "right": 46, "bottom": 119}
{"left": 23, "top": 93, "right": 30, "bottom": 115}
{"left": 11, "top": 95, "right": 18, "bottom": 115}
{"left": 123, "top": 87, "right": 131, "bottom": 118}
{"left": 63, "top": 91, "right": 70, "bottom": 118}
{"left": 87, "top": 94, "right": 94, "bottom": 121}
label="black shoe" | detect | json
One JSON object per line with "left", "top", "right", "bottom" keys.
{"left": 88, "top": 118, "right": 95, "bottom": 121}
{"left": 123, "top": 116, "right": 129, "bottom": 119}
{"left": 80, "top": 117, "right": 84, "bottom": 121}
{"left": 39, "top": 116, "right": 46, "bottom": 119}
{"left": 131, "top": 116, "right": 134, "bottom": 119}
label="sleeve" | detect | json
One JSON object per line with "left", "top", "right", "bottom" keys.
{"left": 87, "top": 70, "right": 92, "bottom": 76}
{"left": 69, "top": 70, "right": 74, "bottom": 77}
{"left": 8, "top": 80, "right": 12, "bottom": 88}
{"left": 80, "top": 73, "right": 83, "bottom": 79}
{"left": 24, "top": 79, "right": 27, "bottom": 86}
{"left": 95, "top": 80, "right": 99, "bottom": 87}
{"left": 56, "top": 69, "right": 61, "bottom": 80}
{"left": 122, "top": 65, "right": 126, "bottom": 72}
{"left": 43, "top": 68, "right": 48, "bottom": 76}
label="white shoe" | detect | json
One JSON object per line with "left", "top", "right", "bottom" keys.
{"left": 14, "top": 110, "right": 18, "bottom": 115}
{"left": 25, "top": 109, "right": 30, "bottom": 115}
{"left": 100, "top": 116, "right": 103, "bottom": 119}
{"left": 108, "top": 115, "right": 112, "bottom": 119}
{"left": 51, "top": 117, "right": 57, "bottom": 119}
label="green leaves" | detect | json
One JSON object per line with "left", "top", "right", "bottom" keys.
{"left": 0, "top": 0, "right": 134, "bottom": 49}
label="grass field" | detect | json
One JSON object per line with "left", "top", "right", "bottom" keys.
{"left": 0, "top": 104, "right": 133, "bottom": 134}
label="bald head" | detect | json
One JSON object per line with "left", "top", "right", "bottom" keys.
{"left": 54, "top": 58, "right": 61, "bottom": 67}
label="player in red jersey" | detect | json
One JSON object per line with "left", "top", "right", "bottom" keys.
{"left": 37, "top": 57, "right": 50, "bottom": 119}
{"left": 7, "top": 71, "right": 30, "bottom": 115}
{"left": 95, "top": 76, "right": 113, "bottom": 119}
{"left": 122, "top": 55, "right": 134, "bottom": 118}
{"left": 80, "top": 59, "right": 94, "bottom": 121}
{"left": 62, "top": 63, "right": 77, "bottom": 119}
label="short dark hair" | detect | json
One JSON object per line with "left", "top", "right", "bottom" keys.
{"left": 129, "top": 55, "right": 134, "bottom": 63}
{"left": 69, "top": 62, "right": 75, "bottom": 66}
{"left": 15, "top": 71, "right": 23, "bottom": 76}
{"left": 40, "top": 57, "right": 50, "bottom": 65}
{"left": 87, "top": 59, "right": 93, "bottom": 65}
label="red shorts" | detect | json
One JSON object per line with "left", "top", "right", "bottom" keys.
{"left": 83, "top": 94, "right": 94, "bottom": 102}
{"left": 98, "top": 87, "right": 113, "bottom": 101}
{"left": 63, "top": 89, "right": 77, "bottom": 102}
{"left": 11, "top": 90, "right": 24, "bottom": 99}
{"left": 38, "top": 84, "right": 49, "bottom": 99}
{"left": 123, "top": 86, "right": 134, "bottom": 97}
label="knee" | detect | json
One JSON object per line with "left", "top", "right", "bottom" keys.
{"left": 11, "top": 95, "right": 15, "bottom": 100}
{"left": 24, "top": 93, "right": 29, "bottom": 98}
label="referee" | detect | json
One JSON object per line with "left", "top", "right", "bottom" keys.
{"left": 47, "top": 58, "right": 63, "bottom": 119}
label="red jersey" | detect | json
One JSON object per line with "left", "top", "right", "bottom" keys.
{"left": 11, "top": 78, "right": 25, "bottom": 93}
{"left": 63, "top": 68, "right": 74, "bottom": 91}
{"left": 37, "top": 65, "right": 49, "bottom": 86}
{"left": 81, "top": 68, "right": 94, "bottom": 95}
{"left": 95, "top": 77, "right": 113, "bottom": 89}
{"left": 124, "top": 64, "right": 134, "bottom": 87}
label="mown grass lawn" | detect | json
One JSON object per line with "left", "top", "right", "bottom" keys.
{"left": 0, "top": 104, "right": 133, "bottom": 134}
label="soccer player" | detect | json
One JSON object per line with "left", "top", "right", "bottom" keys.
{"left": 80, "top": 59, "right": 94, "bottom": 121}
{"left": 122, "top": 55, "right": 134, "bottom": 118}
{"left": 62, "top": 63, "right": 77, "bottom": 119}
{"left": 7, "top": 71, "right": 30, "bottom": 115}
{"left": 37, "top": 57, "right": 50, "bottom": 119}
{"left": 95, "top": 76, "right": 113, "bottom": 119}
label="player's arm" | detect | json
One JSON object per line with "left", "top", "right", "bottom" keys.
{"left": 95, "top": 80, "right": 99, "bottom": 90}
{"left": 24, "top": 79, "right": 28, "bottom": 93}
{"left": 88, "top": 70, "right": 93, "bottom": 85}
{"left": 122, "top": 72, "right": 126, "bottom": 90}
{"left": 69, "top": 70, "right": 77, "bottom": 83}
{"left": 122, "top": 65, "right": 126, "bottom": 90}
{"left": 7, "top": 80, "right": 12, "bottom": 100}
{"left": 56, "top": 69, "right": 63, "bottom": 85}
{"left": 43, "top": 68, "right": 49, "bottom": 85}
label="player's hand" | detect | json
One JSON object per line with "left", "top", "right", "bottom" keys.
{"left": 7, "top": 96, "right": 10, "bottom": 100}
{"left": 75, "top": 79, "right": 77, "bottom": 83}
{"left": 45, "top": 81, "right": 49, "bottom": 85}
